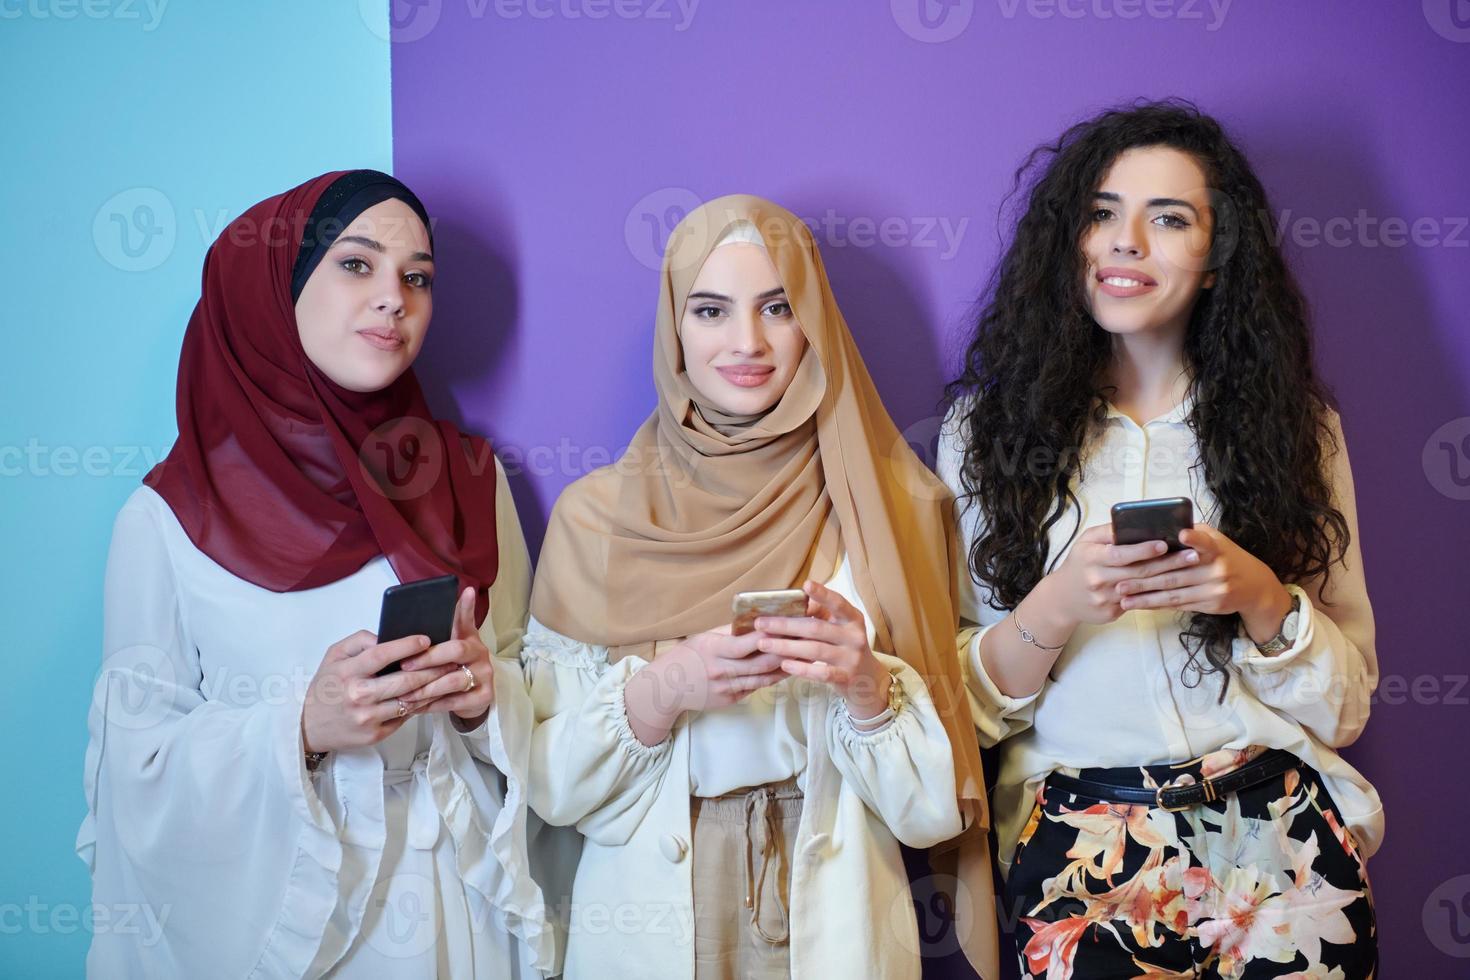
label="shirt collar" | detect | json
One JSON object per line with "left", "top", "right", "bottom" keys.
{"left": 1103, "top": 390, "right": 1195, "bottom": 427}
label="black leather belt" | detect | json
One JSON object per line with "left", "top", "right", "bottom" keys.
{"left": 1046, "top": 750, "right": 1301, "bottom": 813}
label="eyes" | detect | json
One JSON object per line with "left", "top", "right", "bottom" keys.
{"left": 690, "top": 300, "right": 793, "bottom": 321}
{"left": 1090, "top": 206, "right": 1192, "bottom": 230}
{"left": 338, "top": 256, "right": 434, "bottom": 290}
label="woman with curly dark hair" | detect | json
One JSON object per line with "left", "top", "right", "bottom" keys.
{"left": 937, "top": 101, "right": 1380, "bottom": 978}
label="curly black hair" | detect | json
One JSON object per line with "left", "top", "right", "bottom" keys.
{"left": 943, "top": 99, "right": 1350, "bottom": 698}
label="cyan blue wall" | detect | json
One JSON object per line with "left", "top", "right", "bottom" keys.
{"left": 0, "top": 4, "right": 393, "bottom": 974}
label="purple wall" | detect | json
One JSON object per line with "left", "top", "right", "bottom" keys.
{"left": 390, "top": 1, "right": 1470, "bottom": 974}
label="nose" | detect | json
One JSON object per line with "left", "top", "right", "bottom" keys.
{"left": 729, "top": 309, "right": 768, "bottom": 356}
{"left": 373, "top": 281, "right": 408, "bottom": 319}
{"left": 1110, "top": 214, "right": 1146, "bottom": 259}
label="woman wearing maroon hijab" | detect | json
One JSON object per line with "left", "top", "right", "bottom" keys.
{"left": 77, "top": 171, "right": 557, "bottom": 978}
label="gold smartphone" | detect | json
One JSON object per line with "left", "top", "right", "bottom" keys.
{"left": 731, "top": 589, "right": 809, "bottom": 636}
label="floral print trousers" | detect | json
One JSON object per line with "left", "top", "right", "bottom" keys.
{"left": 1005, "top": 747, "right": 1377, "bottom": 979}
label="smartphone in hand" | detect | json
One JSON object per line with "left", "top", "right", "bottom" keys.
{"left": 1110, "top": 497, "right": 1194, "bottom": 553}
{"left": 374, "top": 574, "right": 460, "bottom": 677}
{"left": 731, "top": 589, "right": 808, "bottom": 636}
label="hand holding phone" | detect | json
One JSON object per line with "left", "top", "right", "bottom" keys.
{"left": 300, "top": 576, "right": 464, "bottom": 756}
{"left": 392, "top": 584, "right": 498, "bottom": 724}
{"left": 631, "top": 589, "right": 801, "bottom": 723}
{"left": 1039, "top": 507, "right": 1201, "bottom": 630}
{"left": 374, "top": 574, "right": 461, "bottom": 677}
{"left": 1110, "top": 497, "right": 1194, "bottom": 552}
{"left": 731, "top": 588, "right": 809, "bottom": 635}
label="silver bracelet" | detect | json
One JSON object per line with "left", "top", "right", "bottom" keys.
{"left": 847, "top": 704, "right": 896, "bottom": 731}
{"left": 1013, "top": 611, "right": 1066, "bottom": 652}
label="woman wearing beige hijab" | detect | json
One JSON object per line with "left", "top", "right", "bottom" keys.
{"left": 524, "top": 195, "right": 999, "bottom": 980}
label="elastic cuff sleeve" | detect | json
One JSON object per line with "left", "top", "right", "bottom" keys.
{"left": 608, "top": 661, "right": 677, "bottom": 758}
{"left": 963, "top": 623, "right": 1044, "bottom": 711}
{"left": 1231, "top": 584, "right": 1317, "bottom": 672}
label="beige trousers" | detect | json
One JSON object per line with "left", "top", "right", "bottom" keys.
{"left": 690, "top": 778, "right": 804, "bottom": 980}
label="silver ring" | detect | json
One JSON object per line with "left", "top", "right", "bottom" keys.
{"left": 459, "top": 664, "right": 476, "bottom": 692}
{"left": 396, "top": 699, "right": 409, "bottom": 719}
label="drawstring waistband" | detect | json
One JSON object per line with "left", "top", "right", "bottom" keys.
{"left": 695, "top": 778, "right": 802, "bottom": 947}
{"left": 742, "top": 785, "right": 791, "bottom": 944}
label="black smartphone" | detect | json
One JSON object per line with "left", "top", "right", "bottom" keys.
{"left": 374, "top": 574, "right": 460, "bottom": 677}
{"left": 1110, "top": 497, "right": 1194, "bottom": 552}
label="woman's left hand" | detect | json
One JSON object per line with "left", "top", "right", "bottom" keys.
{"left": 397, "top": 587, "right": 496, "bottom": 727}
{"left": 754, "top": 580, "right": 892, "bottom": 719}
{"left": 1114, "top": 523, "right": 1294, "bottom": 643}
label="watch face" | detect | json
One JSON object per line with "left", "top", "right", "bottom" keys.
{"left": 1281, "top": 595, "right": 1302, "bottom": 641}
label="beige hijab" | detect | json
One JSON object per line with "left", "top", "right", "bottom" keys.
{"left": 531, "top": 195, "right": 998, "bottom": 976}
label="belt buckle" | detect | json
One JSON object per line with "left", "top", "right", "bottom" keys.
{"left": 1155, "top": 783, "right": 1198, "bottom": 812}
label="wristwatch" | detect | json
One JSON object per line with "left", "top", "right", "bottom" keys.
{"left": 1254, "top": 593, "right": 1302, "bottom": 657}
{"left": 886, "top": 671, "right": 907, "bottom": 716}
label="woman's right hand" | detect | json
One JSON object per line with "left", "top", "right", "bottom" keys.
{"left": 623, "top": 626, "right": 786, "bottom": 746}
{"left": 660, "top": 627, "right": 789, "bottom": 714}
{"left": 1043, "top": 523, "right": 1203, "bottom": 628}
{"left": 978, "top": 524, "right": 1203, "bottom": 699}
{"left": 301, "top": 631, "right": 464, "bottom": 754}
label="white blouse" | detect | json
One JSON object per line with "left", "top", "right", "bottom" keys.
{"left": 687, "top": 672, "right": 808, "bottom": 797}
{"left": 685, "top": 557, "right": 885, "bottom": 797}
{"left": 520, "top": 554, "right": 968, "bottom": 980}
{"left": 76, "top": 459, "right": 557, "bottom": 979}
{"left": 936, "top": 397, "right": 1383, "bottom": 877}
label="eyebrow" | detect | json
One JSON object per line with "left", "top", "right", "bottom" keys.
{"left": 685, "top": 286, "right": 788, "bottom": 303}
{"left": 1093, "top": 191, "right": 1200, "bottom": 217}
{"left": 332, "top": 234, "right": 434, "bottom": 262}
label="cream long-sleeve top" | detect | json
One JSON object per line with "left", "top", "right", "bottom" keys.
{"left": 936, "top": 398, "right": 1383, "bottom": 878}
{"left": 77, "top": 458, "right": 559, "bottom": 979}
{"left": 521, "top": 554, "right": 966, "bottom": 980}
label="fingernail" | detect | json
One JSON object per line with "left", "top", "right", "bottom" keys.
{"left": 1155, "top": 542, "right": 1167, "bottom": 553}
{"left": 419, "top": 636, "right": 431, "bottom": 649}
{"left": 754, "top": 618, "right": 767, "bottom": 630}
{"left": 1185, "top": 551, "right": 1199, "bottom": 562}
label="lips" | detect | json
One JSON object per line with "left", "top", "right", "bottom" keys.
{"left": 715, "top": 364, "right": 775, "bottom": 388}
{"left": 357, "top": 327, "right": 405, "bottom": 351}
{"left": 1095, "top": 266, "right": 1158, "bottom": 298}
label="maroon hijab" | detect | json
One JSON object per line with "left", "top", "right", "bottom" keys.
{"left": 144, "top": 170, "right": 498, "bottom": 623}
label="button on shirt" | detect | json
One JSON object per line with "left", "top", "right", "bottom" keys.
{"left": 936, "top": 398, "right": 1383, "bottom": 876}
